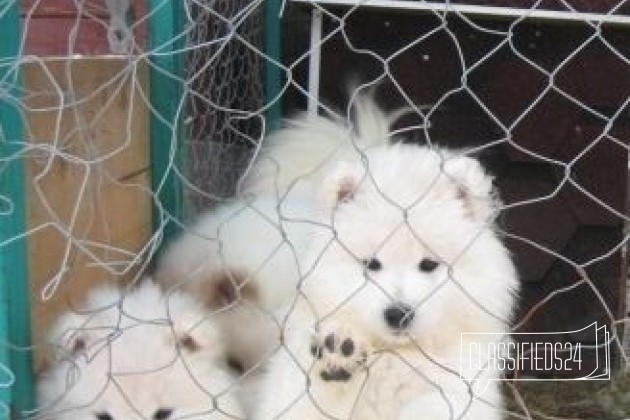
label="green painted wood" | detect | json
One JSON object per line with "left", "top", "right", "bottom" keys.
{"left": 148, "top": 0, "right": 186, "bottom": 255}
{"left": 0, "top": 1, "right": 35, "bottom": 416}
{"left": 265, "top": 0, "right": 283, "bottom": 130}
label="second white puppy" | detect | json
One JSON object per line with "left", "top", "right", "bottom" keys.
{"left": 37, "top": 281, "right": 244, "bottom": 419}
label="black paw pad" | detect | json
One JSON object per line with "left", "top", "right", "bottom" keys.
{"left": 340, "top": 338, "right": 354, "bottom": 357}
{"left": 324, "top": 334, "right": 335, "bottom": 352}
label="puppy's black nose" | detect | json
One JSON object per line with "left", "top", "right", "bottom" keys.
{"left": 384, "top": 304, "right": 415, "bottom": 330}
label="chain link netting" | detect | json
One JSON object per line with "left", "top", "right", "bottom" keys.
{"left": 184, "top": 0, "right": 265, "bottom": 215}
{"left": 1, "top": 0, "right": 629, "bottom": 419}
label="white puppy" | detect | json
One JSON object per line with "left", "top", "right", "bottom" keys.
{"left": 37, "top": 281, "right": 244, "bottom": 419}
{"left": 155, "top": 95, "right": 518, "bottom": 419}
{"left": 154, "top": 97, "right": 394, "bottom": 373}
{"left": 250, "top": 118, "right": 519, "bottom": 418}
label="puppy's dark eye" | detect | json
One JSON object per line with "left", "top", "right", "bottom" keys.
{"left": 362, "top": 258, "right": 382, "bottom": 271}
{"left": 419, "top": 258, "right": 439, "bottom": 272}
{"left": 154, "top": 408, "right": 173, "bottom": 420}
{"left": 95, "top": 412, "right": 113, "bottom": 420}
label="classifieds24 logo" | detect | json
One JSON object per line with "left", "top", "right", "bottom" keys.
{"left": 460, "top": 323, "right": 610, "bottom": 393}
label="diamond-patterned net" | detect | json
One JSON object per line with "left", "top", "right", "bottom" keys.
{"left": 1, "top": 0, "right": 629, "bottom": 419}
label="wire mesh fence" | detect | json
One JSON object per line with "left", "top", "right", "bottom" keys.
{"left": 0, "top": 0, "right": 629, "bottom": 419}
{"left": 183, "top": 0, "right": 265, "bottom": 215}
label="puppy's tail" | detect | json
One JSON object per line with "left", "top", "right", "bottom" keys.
{"left": 245, "top": 94, "right": 401, "bottom": 195}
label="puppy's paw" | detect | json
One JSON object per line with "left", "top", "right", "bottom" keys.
{"left": 310, "top": 323, "right": 368, "bottom": 382}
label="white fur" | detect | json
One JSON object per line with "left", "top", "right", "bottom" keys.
{"left": 251, "top": 122, "right": 518, "bottom": 418}
{"left": 37, "top": 281, "right": 244, "bottom": 419}
{"left": 154, "top": 95, "right": 392, "bottom": 370}
{"left": 155, "top": 96, "right": 393, "bottom": 309}
{"left": 155, "top": 193, "right": 314, "bottom": 317}
{"left": 246, "top": 95, "right": 396, "bottom": 196}
{"left": 155, "top": 96, "right": 518, "bottom": 419}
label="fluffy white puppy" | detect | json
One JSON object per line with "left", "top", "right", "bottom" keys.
{"left": 37, "top": 281, "right": 244, "bottom": 420}
{"left": 252, "top": 126, "right": 519, "bottom": 418}
{"left": 155, "top": 95, "right": 518, "bottom": 419}
{"left": 154, "top": 97, "right": 394, "bottom": 372}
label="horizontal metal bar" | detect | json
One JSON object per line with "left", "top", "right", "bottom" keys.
{"left": 290, "top": 0, "right": 630, "bottom": 25}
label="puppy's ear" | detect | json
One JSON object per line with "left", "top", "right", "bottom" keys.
{"left": 171, "top": 305, "right": 224, "bottom": 357}
{"left": 198, "top": 269, "right": 259, "bottom": 309}
{"left": 47, "top": 312, "right": 94, "bottom": 360}
{"left": 317, "top": 161, "right": 365, "bottom": 213}
{"left": 442, "top": 155, "right": 497, "bottom": 223}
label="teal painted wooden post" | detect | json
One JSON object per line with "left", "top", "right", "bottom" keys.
{"left": 148, "top": 0, "right": 186, "bottom": 254}
{"left": 265, "top": 0, "right": 283, "bottom": 129}
{"left": 0, "top": 1, "right": 35, "bottom": 417}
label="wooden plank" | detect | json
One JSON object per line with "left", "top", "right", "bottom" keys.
{"left": 22, "top": 0, "right": 108, "bottom": 17}
{"left": 23, "top": 58, "right": 149, "bottom": 180}
{"left": 22, "top": 58, "right": 151, "bottom": 371}
{"left": 22, "top": 0, "right": 148, "bottom": 56}
{"left": 23, "top": 18, "right": 111, "bottom": 56}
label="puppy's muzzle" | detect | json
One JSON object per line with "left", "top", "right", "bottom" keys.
{"left": 384, "top": 303, "right": 415, "bottom": 330}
